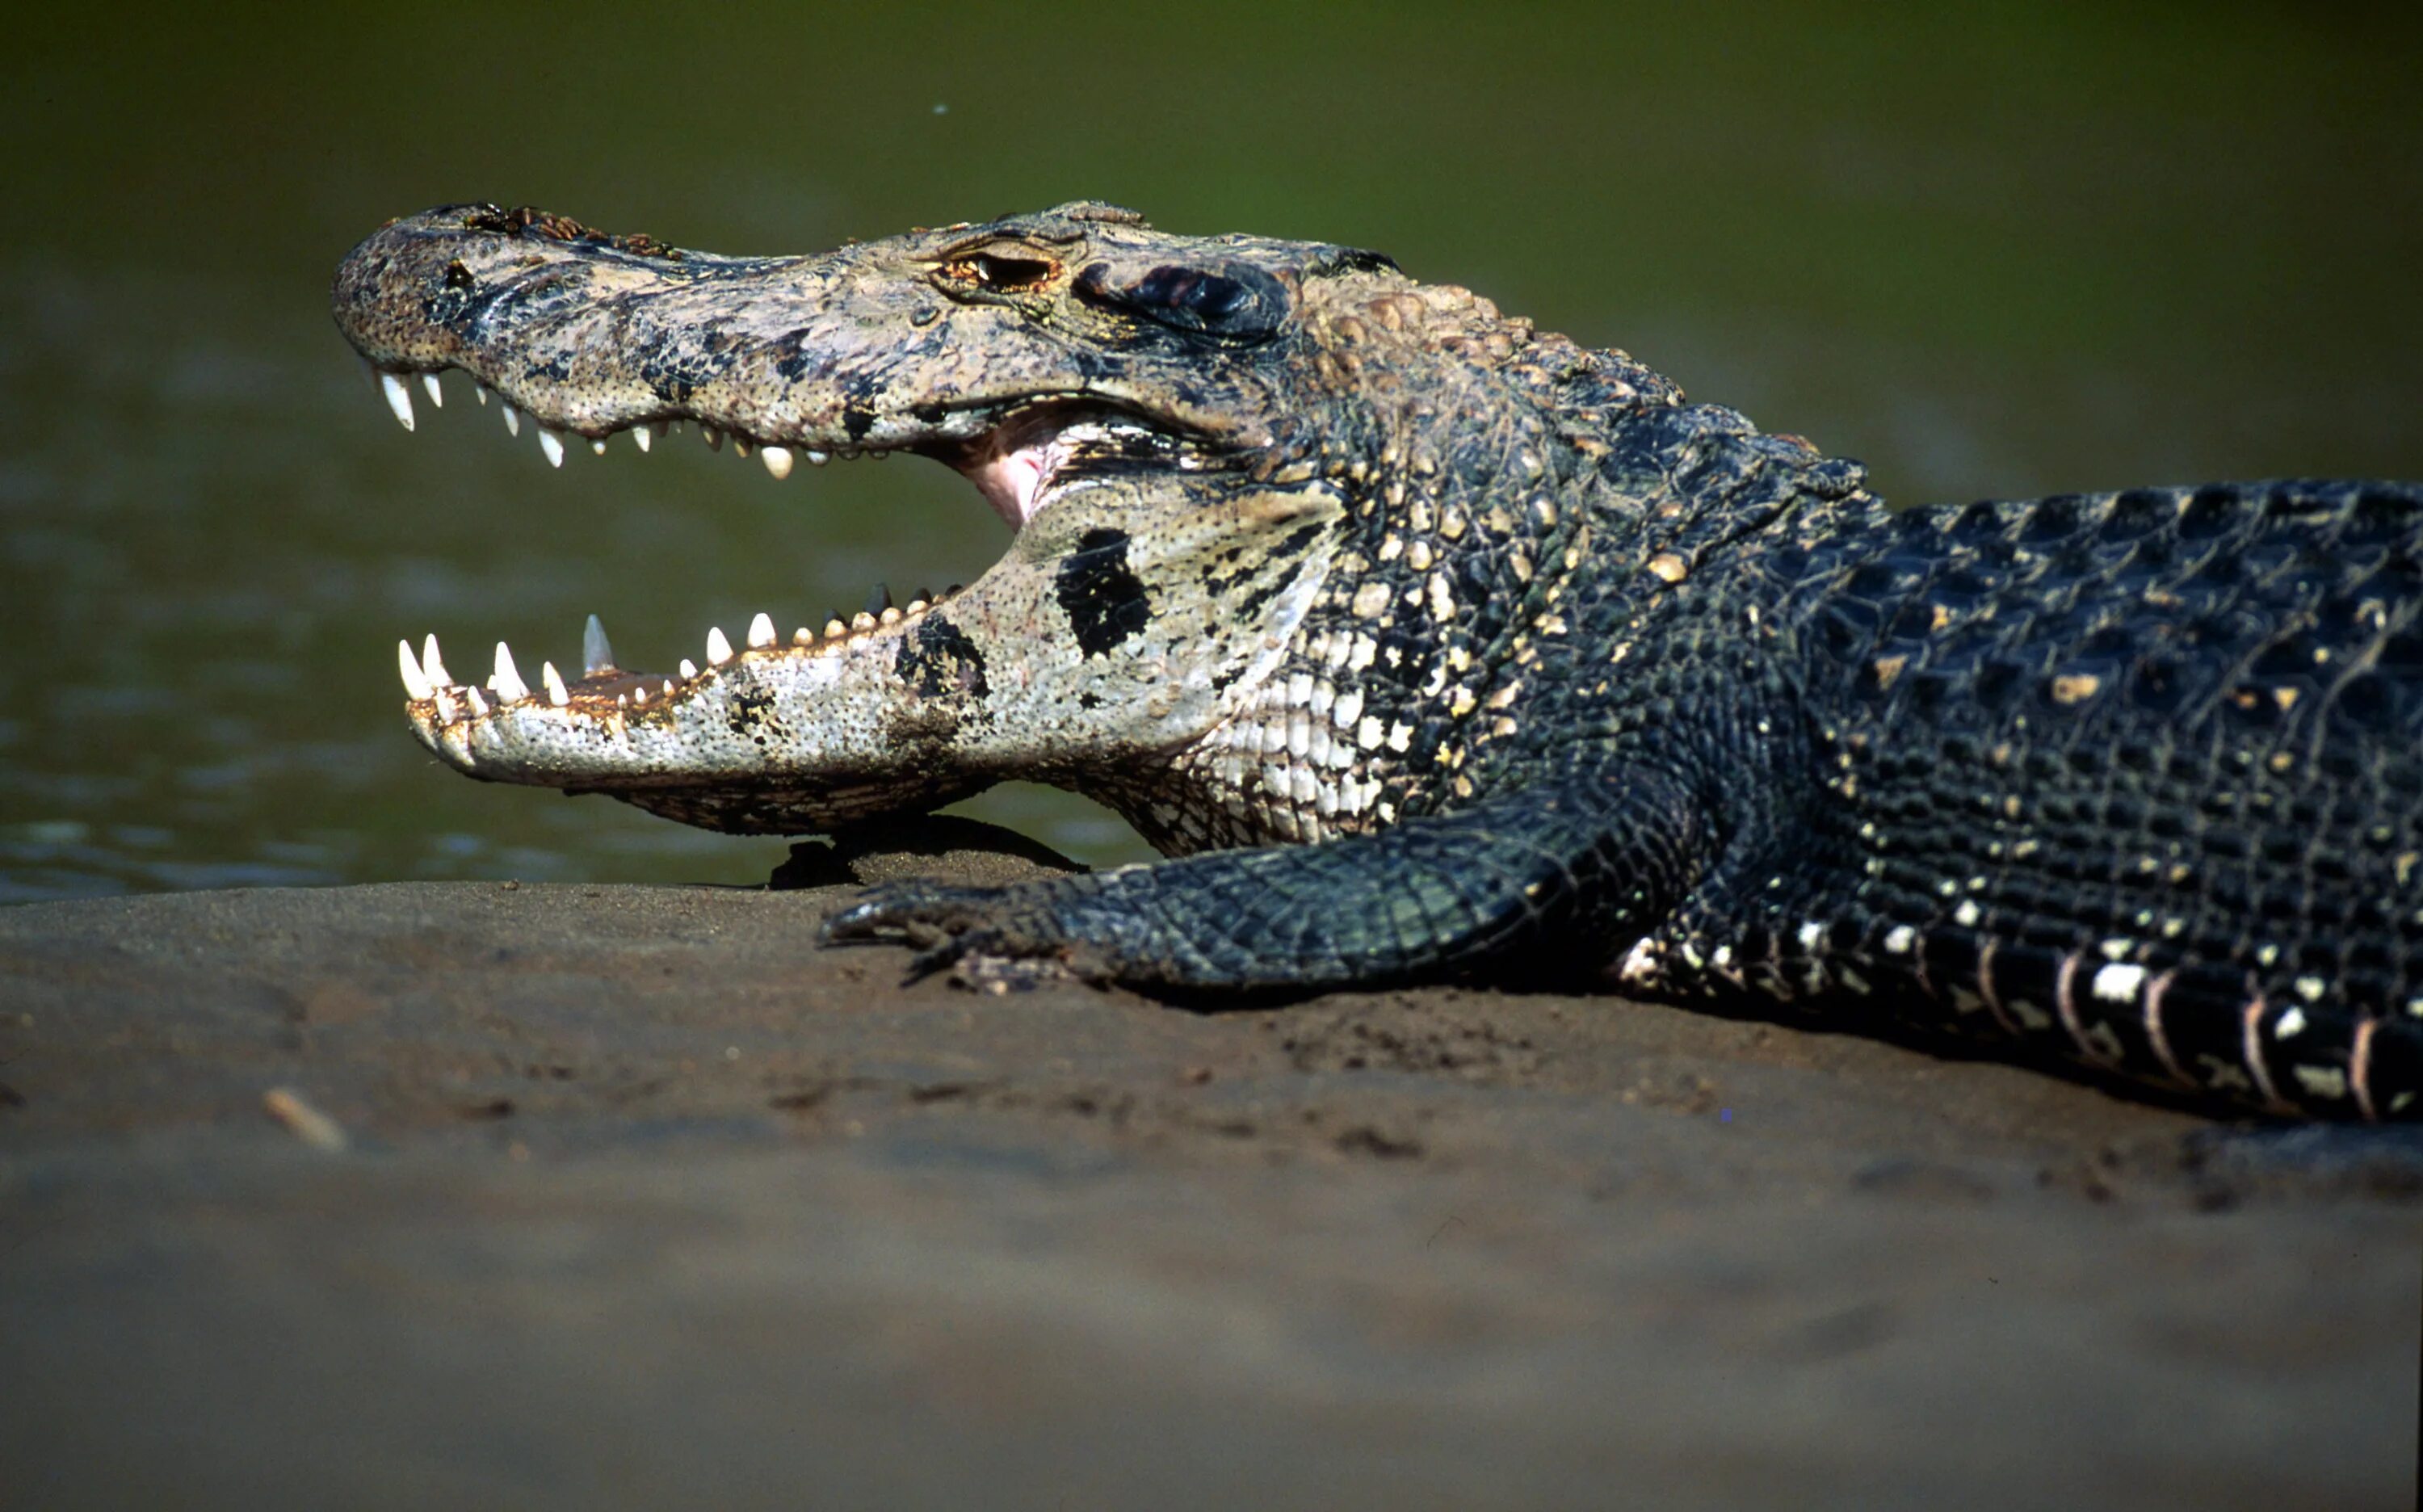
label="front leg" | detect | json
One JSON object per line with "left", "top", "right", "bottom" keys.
{"left": 820, "top": 773, "right": 1711, "bottom": 993}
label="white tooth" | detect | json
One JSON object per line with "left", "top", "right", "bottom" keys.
{"left": 492, "top": 641, "right": 530, "bottom": 703}
{"left": 632, "top": 685, "right": 648, "bottom": 705}
{"left": 851, "top": 611, "right": 876, "bottom": 633}
{"left": 825, "top": 618, "right": 848, "bottom": 639}
{"left": 879, "top": 607, "right": 901, "bottom": 627}
{"left": 380, "top": 372, "right": 415, "bottom": 431}
{"left": 590, "top": 438, "right": 607, "bottom": 456}
{"left": 434, "top": 689, "right": 458, "bottom": 722}
{"left": 792, "top": 627, "right": 813, "bottom": 645}
{"left": 707, "top": 625, "right": 735, "bottom": 665}
{"left": 906, "top": 598, "right": 930, "bottom": 615}
{"left": 761, "top": 445, "right": 793, "bottom": 480}
{"left": 678, "top": 658, "right": 698, "bottom": 680}
{"left": 582, "top": 615, "right": 615, "bottom": 675}
{"left": 661, "top": 680, "right": 674, "bottom": 696}
{"left": 475, "top": 384, "right": 490, "bottom": 406}
{"left": 422, "top": 633, "right": 453, "bottom": 687}
{"left": 806, "top": 450, "right": 829, "bottom": 466}
{"left": 702, "top": 426, "right": 722, "bottom": 452}
{"left": 733, "top": 437, "right": 752, "bottom": 459}
{"left": 398, "top": 639, "right": 433, "bottom": 700}
{"left": 747, "top": 612, "right": 776, "bottom": 649}
{"left": 542, "top": 661, "right": 570, "bottom": 706}
{"left": 466, "top": 687, "right": 489, "bottom": 717}
{"left": 421, "top": 372, "right": 444, "bottom": 407}
{"left": 632, "top": 426, "right": 652, "bottom": 453}
{"left": 504, "top": 404, "right": 522, "bottom": 438}
{"left": 538, "top": 430, "right": 565, "bottom": 468}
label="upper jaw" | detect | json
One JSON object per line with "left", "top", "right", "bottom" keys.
{"left": 330, "top": 204, "right": 1255, "bottom": 477}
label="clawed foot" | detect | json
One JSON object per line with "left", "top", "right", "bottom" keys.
{"left": 819, "top": 880, "right": 1075, "bottom": 984}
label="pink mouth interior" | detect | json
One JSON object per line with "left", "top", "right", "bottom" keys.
{"left": 960, "top": 443, "right": 1052, "bottom": 528}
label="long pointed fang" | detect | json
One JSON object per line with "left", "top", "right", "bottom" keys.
{"left": 465, "top": 687, "right": 488, "bottom": 717}
{"left": 538, "top": 430, "right": 566, "bottom": 468}
{"left": 422, "top": 633, "right": 453, "bottom": 687}
{"left": 761, "top": 445, "right": 793, "bottom": 479}
{"left": 398, "top": 639, "right": 434, "bottom": 700}
{"left": 492, "top": 641, "right": 530, "bottom": 703}
{"left": 633, "top": 426, "right": 652, "bottom": 453}
{"left": 706, "top": 625, "right": 735, "bottom": 665}
{"left": 421, "top": 372, "right": 444, "bottom": 408}
{"left": 747, "top": 612, "right": 776, "bottom": 649}
{"left": 380, "top": 372, "right": 415, "bottom": 431}
{"left": 542, "top": 661, "right": 570, "bottom": 706}
{"left": 583, "top": 614, "right": 615, "bottom": 675}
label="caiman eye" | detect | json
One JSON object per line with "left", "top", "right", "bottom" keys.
{"left": 940, "top": 250, "right": 1060, "bottom": 292}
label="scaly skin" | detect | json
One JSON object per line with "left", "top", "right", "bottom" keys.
{"left": 334, "top": 201, "right": 2423, "bottom": 1120}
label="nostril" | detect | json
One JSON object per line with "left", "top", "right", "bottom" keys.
{"left": 444, "top": 259, "right": 474, "bottom": 289}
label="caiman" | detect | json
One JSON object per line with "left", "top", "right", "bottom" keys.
{"left": 334, "top": 200, "right": 2423, "bottom": 1121}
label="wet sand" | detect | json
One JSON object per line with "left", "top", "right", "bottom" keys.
{"left": 2, "top": 830, "right": 2417, "bottom": 1510}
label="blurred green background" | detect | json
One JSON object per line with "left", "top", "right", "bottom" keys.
{"left": 3, "top": 2, "right": 2418, "bottom": 901}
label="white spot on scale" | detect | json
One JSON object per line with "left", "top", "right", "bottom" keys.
{"left": 2092, "top": 963, "right": 2148, "bottom": 1003}
{"left": 2292, "top": 1065, "right": 2349, "bottom": 1100}
{"left": 1954, "top": 901, "right": 1982, "bottom": 928}
{"left": 1619, "top": 937, "right": 1661, "bottom": 985}
{"left": 1797, "top": 921, "right": 1825, "bottom": 951}
{"left": 2275, "top": 1006, "right": 2308, "bottom": 1039}
{"left": 2098, "top": 938, "right": 2134, "bottom": 961}
{"left": 1883, "top": 926, "right": 1916, "bottom": 956}
{"left": 2294, "top": 976, "right": 2325, "bottom": 1004}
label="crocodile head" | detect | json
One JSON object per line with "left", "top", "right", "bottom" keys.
{"left": 337, "top": 201, "right": 1666, "bottom": 846}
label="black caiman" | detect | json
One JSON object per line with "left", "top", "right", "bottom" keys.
{"left": 334, "top": 200, "right": 2423, "bottom": 1121}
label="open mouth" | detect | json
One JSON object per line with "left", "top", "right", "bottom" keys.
{"left": 375, "top": 365, "right": 1189, "bottom": 740}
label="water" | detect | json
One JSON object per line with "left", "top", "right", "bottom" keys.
{"left": 4, "top": 2, "right": 2419, "bottom": 902}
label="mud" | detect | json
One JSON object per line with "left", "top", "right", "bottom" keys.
{"left": 1, "top": 827, "right": 2417, "bottom": 1510}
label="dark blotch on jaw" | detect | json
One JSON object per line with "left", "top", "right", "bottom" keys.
{"left": 1056, "top": 529, "right": 1152, "bottom": 657}
{"left": 897, "top": 614, "right": 989, "bottom": 702}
